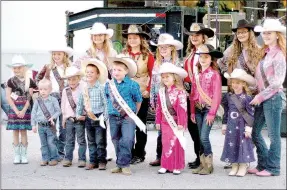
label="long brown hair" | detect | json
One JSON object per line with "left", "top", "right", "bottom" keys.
{"left": 155, "top": 45, "right": 178, "bottom": 67}
{"left": 196, "top": 58, "right": 219, "bottom": 72}
{"left": 228, "top": 30, "right": 261, "bottom": 70}
{"left": 185, "top": 34, "right": 208, "bottom": 56}
{"left": 122, "top": 35, "right": 152, "bottom": 60}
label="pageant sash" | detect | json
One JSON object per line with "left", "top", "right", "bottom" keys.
{"left": 66, "top": 88, "right": 77, "bottom": 113}
{"left": 159, "top": 87, "right": 186, "bottom": 150}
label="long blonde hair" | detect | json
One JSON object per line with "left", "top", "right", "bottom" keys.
{"left": 160, "top": 73, "right": 184, "bottom": 90}
{"left": 185, "top": 34, "right": 208, "bottom": 56}
{"left": 155, "top": 45, "right": 178, "bottom": 67}
{"left": 258, "top": 32, "right": 286, "bottom": 62}
{"left": 228, "top": 30, "right": 261, "bottom": 70}
{"left": 89, "top": 34, "right": 113, "bottom": 58}
{"left": 49, "top": 52, "right": 70, "bottom": 74}
{"left": 122, "top": 35, "right": 152, "bottom": 60}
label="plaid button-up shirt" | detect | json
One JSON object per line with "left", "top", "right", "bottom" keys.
{"left": 76, "top": 81, "right": 107, "bottom": 119}
{"left": 105, "top": 76, "right": 142, "bottom": 116}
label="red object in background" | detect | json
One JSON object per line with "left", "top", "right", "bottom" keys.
{"left": 156, "top": 13, "right": 166, "bottom": 18}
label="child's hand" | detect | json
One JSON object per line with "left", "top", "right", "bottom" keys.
{"left": 142, "top": 91, "right": 150, "bottom": 98}
{"left": 178, "top": 125, "right": 184, "bottom": 130}
{"left": 190, "top": 115, "right": 196, "bottom": 123}
{"left": 48, "top": 118, "right": 55, "bottom": 126}
{"left": 244, "top": 131, "right": 251, "bottom": 138}
{"left": 221, "top": 124, "right": 227, "bottom": 135}
{"left": 206, "top": 115, "right": 214, "bottom": 126}
{"left": 32, "top": 126, "right": 37, "bottom": 133}
{"left": 250, "top": 95, "right": 261, "bottom": 106}
{"left": 156, "top": 124, "right": 160, "bottom": 130}
{"left": 17, "top": 110, "right": 25, "bottom": 118}
{"left": 77, "top": 116, "right": 86, "bottom": 121}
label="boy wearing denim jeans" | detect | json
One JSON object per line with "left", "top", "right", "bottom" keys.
{"left": 61, "top": 66, "right": 87, "bottom": 168}
{"left": 105, "top": 54, "right": 142, "bottom": 175}
{"left": 31, "top": 79, "right": 61, "bottom": 166}
{"left": 76, "top": 58, "right": 108, "bottom": 171}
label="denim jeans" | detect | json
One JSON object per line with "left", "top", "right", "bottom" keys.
{"left": 38, "top": 125, "right": 59, "bottom": 162}
{"left": 85, "top": 116, "right": 107, "bottom": 165}
{"left": 64, "top": 120, "right": 87, "bottom": 162}
{"left": 51, "top": 92, "right": 66, "bottom": 158}
{"left": 109, "top": 115, "right": 136, "bottom": 168}
{"left": 195, "top": 107, "right": 213, "bottom": 156}
{"left": 1, "top": 86, "right": 9, "bottom": 115}
{"left": 252, "top": 91, "right": 286, "bottom": 176}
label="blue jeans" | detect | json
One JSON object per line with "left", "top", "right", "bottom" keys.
{"left": 1, "top": 86, "right": 9, "bottom": 115}
{"left": 109, "top": 115, "right": 136, "bottom": 168}
{"left": 252, "top": 92, "right": 285, "bottom": 176}
{"left": 195, "top": 107, "right": 213, "bottom": 156}
{"left": 38, "top": 125, "right": 59, "bottom": 162}
{"left": 85, "top": 116, "right": 107, "bottom": 164}
{"left": 51, "top": 92, "right": 66, "bottom": 158}
{"left": 64, "top": 120, "right": 87, "bottom": 162}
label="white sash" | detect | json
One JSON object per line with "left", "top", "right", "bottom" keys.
{"left": 108, "top": 80, "right": 146, "bottom": 133}
{"left": 159, "top": 87, "right": 186, "bottom": 150}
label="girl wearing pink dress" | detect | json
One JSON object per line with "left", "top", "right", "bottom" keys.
{"left": 155, "top": 63, "right": 188, "bottom": 175}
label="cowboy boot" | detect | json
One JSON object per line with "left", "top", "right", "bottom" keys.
{"left": 13, "top": 144, "right": 21, "bottom": 164}
{"left": 199, "top": 154, "right": 214, "bottom": 175}
{"left": 192, "top": 154, "right": 205, "bottom": 174}
{"left": 229, "top": 163, "right": 239, "bottom": 176}
{"left": 20, "top": 143, "right": 28, "bottom": 164}
{"left": 236, "top": 163, "right": 248, "bottom": 177}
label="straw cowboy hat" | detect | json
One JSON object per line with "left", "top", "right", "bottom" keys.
{"left": 122, "top": 25, "right": 151, "bottom": 40}
{"left": 184, "top": 23, "right": 214, "bottom": 38}
{"left": 62, "top": 66, "right": 84, "bottom": 79}
{"left": 159, "top": 62, "right": 188, "bottom": 78}
{"left": 90, "top": 22, "right": 114, "bottom": 39}
{"left": 107, "top": 54, "right": 138, "bottom": 78}
{"left": 6, "top": 55, "right": 33, "bottom": 68}
{"left": 49, "top": 44, "right": 74, "bottom": 58}
{"left": 254, "top": 18, "right": 286, "bottom": 34}
{"left": 232, "top": 19, "right": 260, "bottom": 37}
{"left": 150, "top": 33, "right": 183, "bottom": 50}
{"left": 224, "top": 68, "right": 256, "bottom": 86}
{"left": 81, "top": 58, "right": 108, "bottom": 84}
{"left": 195, "top": 44, "right": 223, "bottom": 59}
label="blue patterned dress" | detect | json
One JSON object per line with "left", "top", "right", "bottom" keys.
{"left": 220, "top": 92, "right": 255, "bottom": 163}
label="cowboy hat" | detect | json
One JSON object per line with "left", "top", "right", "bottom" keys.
{"left": 254, "top": 18, "right": 286, "bottom": 34}
{"left": 195, "top": 44, "right": 223, "bottom": 59}
{"left": 107, "top": 54, "right": 138, "bottom": 78}
{"left": 184, "top": 23, "right": 214, "bottom": 38}
{"left": 6, "top": 55, "right": 33, "bottom": 68}
{"left": 49, "top": 44, "right": 74, "bottom": 58}
{"left": 90, "top": 22, "right": 114, "bottom": 39}
{"left": 62, "top": 66, "right": 84, "bottom": 79}
{"left": 232, "top": 19, "right": 260, "bottom": 37}
{"left": 122, "top": 25, "right": 151, "bottom": 40}
{"left": 159, "top": 62, "right": 188, "bottom": 79}
{"left": 150, "top": 33, "right": 183, "bottom": 50}
{"left": 224, "top": 68, "right": 256, "bottom": 86}
{"left": 81, "top": 58, "right": 108, "bottom": 84}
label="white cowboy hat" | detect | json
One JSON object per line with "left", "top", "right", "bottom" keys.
{"left": 254, "top": 18, "right": 286, "bottom": 34}
{"left": 107, "top": 54, "right": 138, "bottom": 78}
{"left": 90, "top": 22, "right": 114, "bottom": 39}
{"left": 6, "top": 55, "right": 33, "bottom": 68}
{"left": 224, "top": 68, "right": 256, "bottom": 86}
{"left": 62, "top": 66, "right": 84, "bottom": 79}
{"left": 159, "top": 62, "right": 188, "bottom": 79}
{"left": 150, "top": 33, "right": 183, "bottom": 50}
{"left": 49, "top": 44, "right": 74, "bottom": 58}
{"left": 81, "top": 58, "right": 108, "bottom": 84}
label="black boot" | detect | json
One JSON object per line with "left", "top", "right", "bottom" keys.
{"left": 188, "top": 157, "right": 200, "bottom": 169}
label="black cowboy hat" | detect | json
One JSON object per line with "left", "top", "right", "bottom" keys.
{"left": 232, "top": 19, "right": 260, "bottom": 37}
{"left": 184, "top": 23, "right": 214, "bottom": 38}
{"left": 122, "top": 25, "right": 151, "bottom": 40}
{"left": 195, "top": 44, "right": 223, "bottom": 59}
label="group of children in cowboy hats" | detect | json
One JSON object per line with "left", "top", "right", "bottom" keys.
{"left": 4, "top": 18, "right": 286, "bottom": 177}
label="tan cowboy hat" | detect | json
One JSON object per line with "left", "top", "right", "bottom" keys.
{"left": 195, "top": 44, "right": 223, "bottom": 59}
{"left": 254, "top": 18, "right": 286, "bottom": 34}
{"left": 107, "top": 54, "right": 138, "bottom": 78}
{"left": 81, "top": 58, "right": 108, "bottom": 84}
{"left": 6, "top": 55, "right": 33, "bottom": 68}
{"left": 122, "top": 25, "right": 151, "bottom": 40}
{"left": 90, "top": 22, "right": 114, "bottom": 39}
{"left": 49, "top": 44, "right": 74, "bottom": 58}
{"left": 159, "top": 62, "right": 188, "bottom": 79}
{"left": 184, "top": 23, "right": 214, "bottom": 38}
{"left": 62, "top": 66, "right": 84, "bottom": 79}
{"left": 224, "top": 68, "right": 256, "bottom": 86}
{"left": 150, "top": 33, "right": 183, "bottom": 50}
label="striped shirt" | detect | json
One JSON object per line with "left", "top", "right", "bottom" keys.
{"left": 76, "top": 81, "right": 107, "bottom": 118}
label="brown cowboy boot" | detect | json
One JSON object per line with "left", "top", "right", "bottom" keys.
{"left": 192, "top": 154, "right": 206, "bottom": 174}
